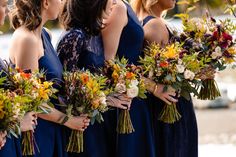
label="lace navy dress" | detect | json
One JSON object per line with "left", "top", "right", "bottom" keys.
{"left": 115, "top": 2, "right": 156, "bottom": 157}
{"left": 142, "top": 15, "right": 198, "bottom": 157}
{"left": 57, "top": 28, "right": 116, "bottom": 157}
{"left": 32, "top": 28, "right": 66, "bottom": 157}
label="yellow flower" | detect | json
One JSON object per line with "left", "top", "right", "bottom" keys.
{"left": 162, "top": 44, "right": 178, "bottom": 59}
{"left": 113, "top": 64, "right": 121, "bottom": 72}
{"left": 0, "top": 100, "right": 5, "bottom": 119}
{"left": 227, "top": 47, "right": 236, "bottom": 55}
{"left": 112, "top": 71, "right": 119, "bottom": 82}
{"left": 86, "top": 79, "right": 99, "bottom": 94}
{"left": 224, "top": 57, "right": 235, "bottom": 64}
{"left": 39, "top": 88, "right": 49, "bottom": 100}
{"left": 43, "top": 81, "right": 53, "bottom": 89}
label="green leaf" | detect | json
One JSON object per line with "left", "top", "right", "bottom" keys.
{"left": 180, "top": 90, "right": 191, "bottom": 101}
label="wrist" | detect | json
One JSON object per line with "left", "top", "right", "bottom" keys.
{"left": 152, "top": 84, "right": 158, "bottom": 94}
{"left": 59, "top": 114, "right": 70, "bottom": 125}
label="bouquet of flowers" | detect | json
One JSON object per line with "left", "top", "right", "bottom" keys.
{"left": 175, "top": 13, "right": 236, "bottom": 100}
{"left": 63, "top": 70, "right": 109, "bottom": 153}
{"left": 139, "top": 42, "right": 200, "bottom": 123}
{"left": 0, "top": 89, "right": 26, "bottom": 137}
{"left": 4, "top": 65, "right": 58, "bottom": 156}
{"left": 103, "top": 57, "right": 146, "bottom": 134}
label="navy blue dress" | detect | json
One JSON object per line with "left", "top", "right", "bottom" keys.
{"left": 32, "top": 28, "right": 66, "bottom": 157}
{"left": 115, "top": 2, "right": 156, "bottom": 157}
{"left": 57, "top": 28, "right": 116, "bottom": 157}
{"left": 142, "top": 16, "right": 198, "bottom": 157}
{"left": 0, "top": 59, "right": 22, "bottom": 157}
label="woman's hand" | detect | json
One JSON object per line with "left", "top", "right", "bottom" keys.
{"left": 0, "top": 131, "right": 7, "bottom": 149}
{"left": 64, "top": 115, "right": 90, "bottom": 132}
{"left": 144, "top": 77, "right": 178, "bottom": 105}
{"left": 152, "top": 84, "right": 178, "bottom": 105}
{"left": 20, "top": 112, "right": 37, "bottom": 132}
{"left": 106, "top": 93, "right": 132, "bottom": 110}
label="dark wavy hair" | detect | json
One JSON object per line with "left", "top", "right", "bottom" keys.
{"left": 60, "top": 0, "right": 108, "bottom": 36}
{"left": 10, "top": 0, "right": 42, "bottom": 31}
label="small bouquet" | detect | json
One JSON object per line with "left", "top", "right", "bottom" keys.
{"left": 4, "top": 65, "right": 57, "bottom": 156}
{"left": 63, "top": 70, "right": 109, "bottom": 153}
{"left": 176, "top": 13, "right": 236, "bottom": 100}
{"left": 140, "top": 42, "right": 200, "bottom": 123}
{"left": 103, "top": 57, "right": 146, "bottom": 134}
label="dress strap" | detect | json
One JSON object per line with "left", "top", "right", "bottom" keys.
{"left": 142, "top": 15, "right": 155, "bottom": 26}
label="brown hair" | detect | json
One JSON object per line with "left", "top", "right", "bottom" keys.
{"left": 10, "top": 0, "right": 43, "bottom": 30}
{"left": 59, "top": 0, "right": 108, "bottom": 36}
{"left": 130, "top": 0, "right": 158, "bottom": 15}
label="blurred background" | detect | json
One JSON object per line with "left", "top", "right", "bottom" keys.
{"left": 0, "top": 0, "right": 236, "bottom": 156}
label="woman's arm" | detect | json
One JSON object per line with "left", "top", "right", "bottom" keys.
{"left": 102, "top": 2, "right": 128, "bottom": 60}
{"left": 143, "top": 18, "right": 178, "bottom": 104}
{"left": 10, "top": 31, "right": 89, "bottom": 131}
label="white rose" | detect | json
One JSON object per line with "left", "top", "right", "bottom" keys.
{"left": 189, "top": 72, "right": 195, "bottom": 80}
{"left": 99, "top": 95, "right": 107, "bottom": 106}
{"left": 127, "top": 85, "right": 139, "bottom": 98}
{"left": 184, "top": 69, "right": 195, "bottom": 80}
{"left": 176, "top": 64, "right": 185, "bottom": 73}
{"left": 215, "top": 46, "right": 221, "bottom": 53}
{"left": 178, "top": 59, "right": 183, "bottom": 65}
{"left": 130, "top": 79, "right": 139, "bottom": 86}
{"left": 211, "top": 51, "right": 221, "bottom": 59}
{"left": 115, "top": 83, "right": 127, "bottom": 94}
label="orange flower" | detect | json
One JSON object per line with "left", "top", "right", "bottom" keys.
{"left": 91, "top": 98, "right": 100, "bottom": 109}
{"left": 160, "top": 61, "right": 169, "bottom": 68}
{"left": 15, "top": 67, "right": 22, "bottom": 73}
{"left": 126, "top": 72, "right": 135, "bottom": 79}
{"left": 20, "top": 72, "right": 31, "bottom": 79}
{"left": 80, "top": 73, "right": 89, "bottom": 84}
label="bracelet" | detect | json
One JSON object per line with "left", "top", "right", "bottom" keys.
{"left": 153, "top": 84, "right": 158, "bottom": 94}
{"left": 60, "top": 115, "right": 69, "bottom": 125}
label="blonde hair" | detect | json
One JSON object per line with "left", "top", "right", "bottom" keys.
{"left": 130, "top": 0, "right": 158, "bottom": 15}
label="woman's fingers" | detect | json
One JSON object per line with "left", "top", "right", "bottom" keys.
{"left": 168, "top": 91, "right": 176, "bottom": 97}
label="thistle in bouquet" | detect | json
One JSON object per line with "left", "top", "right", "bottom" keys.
{"left": 176, "top": 13, "right": 236, "bottom": 100}
{"left": 103, "top": 57, "right": 147, "bottom": 134}
{"left": 3, "top": 65, "right": 58, "bottom": 156}
{"left": 139, "top": 42, "right": 200, "bottom": 123}
{"left": 62, "top": 70, "right": 109, "bottom": 153}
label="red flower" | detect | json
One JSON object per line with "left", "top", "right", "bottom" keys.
{"left": 159, "top": 61, "right": 169, "bottom": 68}
{"left": 222, "top": 32, "right": 232, "bottom": 41}
{"left": 212, "top": 30, "right": 219, "bottom": 41}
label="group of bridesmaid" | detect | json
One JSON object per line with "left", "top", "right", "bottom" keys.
{"left": 0, "top": 0, "right": 198, "bottom": 157}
